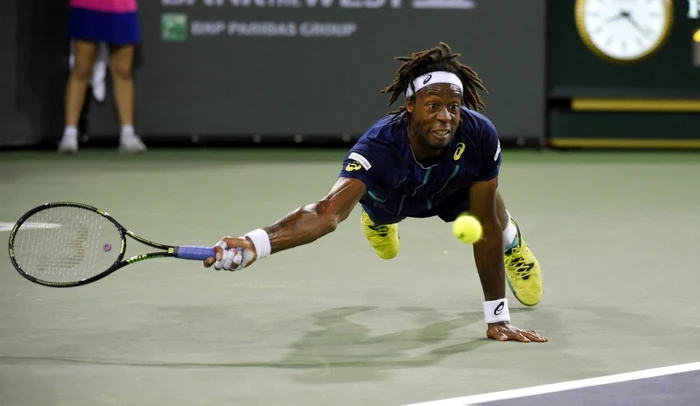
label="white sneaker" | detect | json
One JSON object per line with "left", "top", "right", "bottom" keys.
{"left": 58, "top": 132, "right": 78, "bottom": 154}
{"left": 118, "top": 132, "right": 147, "bottom": 154}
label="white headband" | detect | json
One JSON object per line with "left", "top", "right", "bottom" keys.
{"left": 405, "top": 71, "right": 463, "bottom": 98}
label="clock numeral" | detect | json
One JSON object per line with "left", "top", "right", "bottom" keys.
{"left": 689, "top": 0, "right": 700, "bottom": 19}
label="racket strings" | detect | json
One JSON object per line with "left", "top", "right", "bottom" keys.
{"left": 12, "top": 207, "right": 123, "bottom": 284}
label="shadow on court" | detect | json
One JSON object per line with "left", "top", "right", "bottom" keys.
{"left": 0, "top": 305, "right": 581, "bottom": 384}
{"left": 0, "top": 307, "right": 496, "bottom": 380}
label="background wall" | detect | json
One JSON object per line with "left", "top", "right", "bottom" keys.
{"left": 547, "top": 0, "right": 700, "bottom": 148}
{"left": 1, "top": 0, "right": 71, "bottom": 147}
{"left": 2, "top": 0, "right": 700, "bottom": 149}
{"left": 1, "top": 0, "right": 546, "bottom": 147}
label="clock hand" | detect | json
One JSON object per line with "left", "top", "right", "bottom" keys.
{"left": 621, "top": 11, "right": 651, "bottom": 39}
{"left": 591, "top": 11, "right": 626, "bottom": 33}
{"left": 603, "top": 11, "right": 626, "bottom": 24}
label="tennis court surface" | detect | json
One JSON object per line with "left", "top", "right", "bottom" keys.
{"left": 1, "top": 149, "right": 699, "bottom": 406}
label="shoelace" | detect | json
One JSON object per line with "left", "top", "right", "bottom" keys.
{"left": 507, "top": 247, "right": 533, "bottom": 280}
{"left": 368, "top": 224, "right": 390, "bottom": 237}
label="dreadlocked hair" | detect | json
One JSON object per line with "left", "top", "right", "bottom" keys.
{"left": 381, "top": 42, "right": 487, "bottom": 117}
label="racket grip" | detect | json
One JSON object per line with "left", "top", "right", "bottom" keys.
{"left": 176, "top": 246, "right": 216, "bottom": 261}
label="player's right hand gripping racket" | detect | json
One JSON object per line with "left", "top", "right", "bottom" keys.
{"left": 8, "top": 201, "right": 227, "bottom": 288}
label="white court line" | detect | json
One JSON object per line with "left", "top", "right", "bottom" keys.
{"left": 0, "top": 222, "right": 61, "bottom": 232}
{"left": 402, "top": 361, "right": 700, "bottom": 406}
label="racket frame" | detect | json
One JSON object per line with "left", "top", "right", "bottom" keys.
{"left": 8, "top": 201, "right": 183, "bottom": 288}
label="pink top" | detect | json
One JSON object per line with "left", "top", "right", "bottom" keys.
{"left": 70, "top": 0, "right": 137, "bottom": 13}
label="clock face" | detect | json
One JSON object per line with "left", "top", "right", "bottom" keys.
{"left": 576, "top": 0, "right": 673, "bottom": 62}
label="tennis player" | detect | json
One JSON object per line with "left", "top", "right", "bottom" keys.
{"left": 205, "top": 42, "right": 547, "bottom": 343}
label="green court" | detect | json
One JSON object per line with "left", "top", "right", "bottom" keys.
{"left": 1, "top": 150, "right": 699, "bottom": 406}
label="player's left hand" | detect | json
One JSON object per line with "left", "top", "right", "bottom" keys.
{"left": 487, "top": 322, "right": 547, "bottom": 343}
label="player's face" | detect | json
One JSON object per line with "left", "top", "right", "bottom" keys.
{"left": 406, "top": 83, "right": 462, "bottom": 151}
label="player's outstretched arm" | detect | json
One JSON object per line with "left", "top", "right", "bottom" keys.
{"left": 262, "top": 176, "right": 366, "bottom": 254}
{"left": 469, "top": 177, "right": 547, "bottom": 343}
{"left": 469, "top": 177, "right": 507, "bottom": 302}
{"left": 203, "top": 177, "right": 366, "bottom": 271}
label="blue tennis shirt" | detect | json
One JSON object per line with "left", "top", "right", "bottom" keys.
{"left": 339, "top": 107, "right": 502, "bottom": 224}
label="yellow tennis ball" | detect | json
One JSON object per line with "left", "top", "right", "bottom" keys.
{"left": 452, "top": 215, "right": 483, "bottom": 244}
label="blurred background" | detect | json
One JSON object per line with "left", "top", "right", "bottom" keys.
{"left": 2, "top": 0, "right": 699, "bottom": 151}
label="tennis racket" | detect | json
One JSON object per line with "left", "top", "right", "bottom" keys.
{"left": 8, "top": 201, "right": 226, "bottom": 288}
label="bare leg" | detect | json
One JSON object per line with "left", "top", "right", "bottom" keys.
{"left": 65, "top": 41, "right": 98, "bottom": 127}
{"left": 498, "top": 191, "right": 542, "bottom": 307}
{"left": 59, "top": 40, "right": 98, "bottom": 153}
{"left": 109, "top": 44, "right": 145, "bottom": 153}
{"left": 495, "top": 190, "right": 509, "bottom": 231}
{"left": 495, "top": 189, "right": 520, "bottom": 253}
{"left": 108, "top": 44, "right": 134, "bottom": 126}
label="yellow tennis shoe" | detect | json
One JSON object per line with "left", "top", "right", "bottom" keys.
{"left": 504, "top": 219, "right": 543, "bottom": 306}
{"left": 361, "top": 210, "right": 400, "bottom": 259}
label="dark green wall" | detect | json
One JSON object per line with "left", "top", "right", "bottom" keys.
{"left": 547, "top": 0, "right": 700, "bottom": 146}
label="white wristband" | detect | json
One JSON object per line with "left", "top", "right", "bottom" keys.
{"left": 244, "top": 228, "right": 271, "bottom": 260}
{"left": 484, "top": 298, "right": 510, "bottom": 324}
